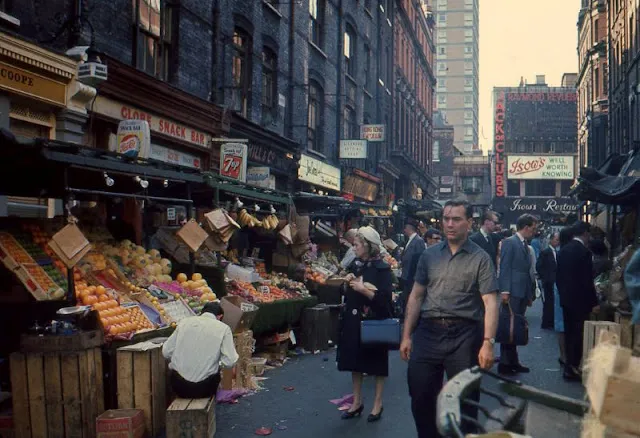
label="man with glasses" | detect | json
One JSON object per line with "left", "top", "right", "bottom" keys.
{"left": 470, "top": 210, "right": 500, "bottom": 268}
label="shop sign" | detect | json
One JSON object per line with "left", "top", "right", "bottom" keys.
{"left": 439, "top": 187, "right": 452, "bottom": 193}
{"left": 440, "top": 176, "right": 454, "bottom": 185}
{"left": 220, "top": 143, "right": 248, "bottom": 182}
{"left": 166, "top": 208, "right": 176, "bottom": 221}
{"left": 343, "top": 173, "right": 379, "bottom": 202}
{"left": 340, "top": 140, "right": 368, "bottom": 159}
{"left": 360, "top": 124, "right": 385, "bottom": 142}
{"left": 117, "top": 120, "right": 151, "bottom": 159}
{"left": 247, "top": 144, "right": 294, "bottom": 173}
{"left": 93, "top": 96, "right": 212, "bottom": 148}
{"left": 494, "top": 91, "right": 505, "bottom": 197}
{"left": 507, "top": 155, "right": 574, "bottom": 180}
{"left": 247, "top": 167, "right": 275, "bottom": 189}
{"left": 298, "top": 153, "right": 341, "bottom": 191}
{"left": 0, "top": 61, "right": 66, "bottom": 106}
{"left": 493, "top": 197, "right": 579, "bottom": 215}
{"left": 149, "top": 144, "right": 201, "bottom": 169}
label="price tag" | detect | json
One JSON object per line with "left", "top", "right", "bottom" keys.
{"left": 259, "top": 286, "right": 270, "bottom": 294}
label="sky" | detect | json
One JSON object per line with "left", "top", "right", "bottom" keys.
{"left": 478, "top": 0, "right": 581, "bottom": 153}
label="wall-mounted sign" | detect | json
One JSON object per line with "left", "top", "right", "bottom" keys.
{"left": 343, "top": 171, "right": 380, "bottom": 202}
{"left": 440, "top": 176, "right": 454, "bottom": 185}
{"left": 507, "top": 155, "right": 575, "bottom": 180}
{"left": 360, "top": 124, "right": 385, "bottom": 142}
{"left": 494, "top": 91, "right": 506, "bottom": 197}
{"left": 149, "top": 144, "right": 201, "bottom": 169}
{"left": 298, "top": 153, "right": 341, "bottom": 191}
{"left": 220, "top": 143, "right": 248, "bottom": 182}
{"left": 340, "top": 140, "right": 368, "bottom": 159}
{"left": 116, "top": 120, "right": 151, "bottom": 159}
{"left": 93, "top": 96, "right": 212, "bottom": 148}
{"left": 439, "top": 187, "right": 452, "bottom": 193}
{"left": 493, "top": 197, "right": 579, "bottom": 217}
{"left": 248, "top": 144, "right": 294, "bottom": 173}
{"left": 0, "top": 61, "right": 66, "bottom": 106}
{"left": 247, "top": 167, "right": 275, "bottom": 189}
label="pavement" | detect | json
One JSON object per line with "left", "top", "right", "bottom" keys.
{"left": 216, "top": 301, "right": 585, "bottom": 438}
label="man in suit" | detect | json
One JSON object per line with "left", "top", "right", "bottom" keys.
{"left": 536, "top": 232, "right": 559, "bottom": 330}
{"left": 556, "top": 222, "right": 599, "bottom": 381}
{"left": 470, "top": 210, "right": 499, "bottom": 268}
{"left": 497, "top": 213, "right": 539, "bottom": 375}
{"left": 400, "top": 220, "right": 426, "bottom": 314}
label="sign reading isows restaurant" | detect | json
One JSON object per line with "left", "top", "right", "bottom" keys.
{"left": 93, "top": 96, "right": 212, "bottom": 148}
{"left": 494, "top": 91, "right": 506, "bottom": 197}
{"left": 493, "top": 197, "right": 579, "bottom": 215}
{"left": 507, "top": 155, "right": 575, "bottom": 180}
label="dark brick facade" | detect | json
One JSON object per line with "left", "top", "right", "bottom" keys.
{"left": 432, "top": 111, "right": 455, "bottom": 199}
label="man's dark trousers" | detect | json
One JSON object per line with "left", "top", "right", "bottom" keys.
{"left": 408, "top": 318, "right": 483, "bottom": 438}
{"left": 562, "top": 306, "right": 589, "bottom": 372}
{"left": 499, "top": 296, "right": 528, "bottom": 366}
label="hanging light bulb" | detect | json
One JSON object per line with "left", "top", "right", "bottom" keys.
{"left": 135, "top": 176, "right": 149, "bottom": 189}
{"left": 235, "top": 197, "right": 244, "bottom": 209}
{"left": 269, "top": 204, "right": 276, "bottom": 214}
{"left": 392, "top": 204, "right": 399, "bottom": 212}
{"left": 103, "top": 172, "right": 114, "bottom": 187}
{"left": 163, "top": 179, "right": 169, "bottom": 188}
{"left": 254, "top": 204, "right": 260, "bottom": 212}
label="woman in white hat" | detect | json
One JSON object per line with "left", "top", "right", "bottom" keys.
{"left": 337, "top": 226, "right": 394, "bottom": 423}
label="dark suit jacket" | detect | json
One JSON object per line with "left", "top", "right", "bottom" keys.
{"left": 401, "top": 234, "right": 426, "bottom": 288}
{"left": 536, "top": 247, "right": 557, "bottom": 286}
{"left": 470, "top": 231, "right": 498, "bottom": 267}
{"left": 498, "top": 235, "right": 534, "bottom": 300}
{"left": 556, "top": 240, "right": 598, "bottom": 314}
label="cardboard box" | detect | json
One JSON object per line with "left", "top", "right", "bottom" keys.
{"left": 96, "top": 409, "right": 145, "bottom": 438}
{"left": 221, "top": 296, "right": 258, "bottom": 333}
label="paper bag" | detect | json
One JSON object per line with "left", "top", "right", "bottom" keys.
{"left": 176, "top": 219, "right": 208, "bottom": 252}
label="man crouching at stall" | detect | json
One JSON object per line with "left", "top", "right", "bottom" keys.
{"left": 163, "top": 302, "right": 239, "bottom": 398}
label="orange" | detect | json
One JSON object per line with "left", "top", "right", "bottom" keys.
{"left": 98, "top": 294, "right": 109, "bottom": 302}
{"left": 96, "top": 286, "right": 106, "bottom": 295}
{"left": 85, "top": 295, "right": 98, "bottom": 305}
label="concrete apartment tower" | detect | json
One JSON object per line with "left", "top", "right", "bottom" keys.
{"left": 432, "top": 0, "right": 479, "bottom": 155}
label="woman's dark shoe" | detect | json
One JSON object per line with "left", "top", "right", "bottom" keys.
{"left": 341, "top": 404, "right": 364, "bottom": 419}
{"left": 367, "top": 407, "right": 384, "bottom": 422}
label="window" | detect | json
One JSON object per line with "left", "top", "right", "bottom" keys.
{"left": 594, "top": 18, "right": 599, "bottom": 41}
{"left": 525, "top": 180, "right": 555, "bottom": 197}
{"left": 133, "top": 0, "right": 172, "bottom": 80}
{"left": 261, "top": 47, "right": 277, "bottom": 114}
{"left": 308, "top": 82, "right": 324, "bottom": 152}
{"left": 465, "top": 0, "right": 473, "bottom": 7}
{"left": 437, "top": 79, "right": 446, "bottom": 90}
{"left": 364, "top": 44, "right": 372, "bottom": 90}
{"left": 594, "top": 66, "right": 600, "bottom": 98}
{"left": 464, "top": 94, "right": 472, "bottom": 107}
{"left": 464, "top": 29, "right": 473, "bottom": 42}
{"left": 344, "top": 25, "right": 356, "bottom": 77}
{"left": 438, "top": 14, "right": 446, "bottom": 23}
{"left": 507, "top": 180, "right": 520, "bottom": 196}
{"left": 309, "top": 0, "right": 324, "bottom": 47}
{"left": 437, "top": 0, "right": 447, "bottom": 7}
{"left": 437, "top": 31, "right": 447, "bottom": 43}
{"left": 438, "top": 62, "right": 447, "bottom": 71}
{"left": 464, "top": 77, "right": 473, "bottom": 90}
{"left": 461, "top": 176, "right": 482, "bottom": 193}
{"left": 438, "top": 95, "right": 447, "bottom": 104}
{"left": 439, "top": 47, "right": 446, "bottom": 55}
{"left": 433, "top": 140, "right": 440, "bottom": 161}
{"left": 464, "top": 13, "right": 473, "bottom": 26}
{"left": 464, "top": 62, "right": 472, "bottom": 73}
{"left": 343, "top": 106, "right": 356, "bottom": 139}
{"left": 465, "top": 45, "right": 473, "bottom": 54}
{"left": 465, "top": 126, "right": 473, "bottom": 136}
{"left": 232, "top": 27, "right": 251, "bottom": 117}
{"left": 464, "top": 111, "right": 472, "bottom": 120}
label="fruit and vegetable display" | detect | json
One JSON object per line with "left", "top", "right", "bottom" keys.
{"left": 384, "top": 254, "right": 399, "bottom": 269}
{"left": 237, "top": 209, "right": 280, "bottom": 230}
{"left": 226, "top": 274, "right": 310, "bottom": 304}
{"left": 0, "top": 232, "right": 36, "bottom": 265}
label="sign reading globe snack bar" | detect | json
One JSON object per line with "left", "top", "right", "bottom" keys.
{"left": 220, "top": 143, "right": 248, "bottom": 182}
{"left": 116, "top": 120, "right": 151, "bottom": 159}
{"left": 507, "top": 155, "right": 575, "bottom": 180}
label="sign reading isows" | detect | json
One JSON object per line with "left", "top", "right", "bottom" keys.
{"left": 494, "top": 91, "right": 506, "bottom": 197}
{"left": 93, "top": 96, "right": 212, "bottom": 148}
{"left": 507, "top": 155, "right": 575, "bottom": 180}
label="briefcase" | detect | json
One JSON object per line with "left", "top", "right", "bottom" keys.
{"left": 360, "top": 318, "right": 401, "bottom": 350}
{"left": 496, "top": 302, "right": 529, "bottom": 346}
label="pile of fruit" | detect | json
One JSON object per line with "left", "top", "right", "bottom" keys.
{"left": 101, "top": 241, "right": 173, "bottom": 283}
{"left": 237, "top": 209, "right": 280, "bottom": 230}
{"left": 23, "top": 264, "right": 65, "bottom": 299}
{"left": 384, "top": 254, "right": 399, "bottom": 269}
{"left": 227, "top": 279, "right": 307, "bottom": 303}
{"left": 0, "top": 232, "right": 34, "bottom": 264}
{"left": 304, "top": 266, "right": 327, "bottom": 284}
{"left": 21, "top": 224, "right": 69, "bottom": 277}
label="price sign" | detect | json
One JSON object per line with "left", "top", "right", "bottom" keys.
{"left": 220, "top": 142, "right": 248, "bottom": 182}
{"left": 259, "top": 286, "right": 270, "bottom": 294}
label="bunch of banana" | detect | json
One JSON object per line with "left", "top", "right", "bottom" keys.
{"left": 238, "top": 209, "right": 261, "bottom": 228}
{"left": 261, "top": 214, "right": 280, "bottom": 231}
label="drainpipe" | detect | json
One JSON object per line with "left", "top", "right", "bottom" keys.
{"left": 287, "top": 0, "right": 295, "bottom": 139}
{"left": 211, "top": 0, "right": 221, "bottom": 103}
{"left": 336, "top": 0, "right": 344, "bottom": 164}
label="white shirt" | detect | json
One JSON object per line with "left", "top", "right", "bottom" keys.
{"left": 406, "top": 232, "right": 418, "bottom": 248}
{"left": 573, "top": 236, "right": 587, "bottom": 247}
{"left": 162, "top": 313, "right": 239, "bottom": 383}
{"left": 480, "top": 228, "right": 490, "bottom": 242}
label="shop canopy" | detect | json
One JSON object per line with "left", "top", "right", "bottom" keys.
{"left": 570, "top": 150, "right": 640, "bottom": 205}
{"left": 1, "top": 129, "right": 204, "bottom": 205}
{"left": 202, "top": 172, "right": 292, "bottom": 206}
{"left": 293, "top": 192, "right": 393, "bottom": 219}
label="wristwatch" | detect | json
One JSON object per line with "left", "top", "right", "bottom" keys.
{"left": 483, "top": 337, "right": 496, "bottom": 345}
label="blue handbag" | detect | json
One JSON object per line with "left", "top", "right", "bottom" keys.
{"left": 360, "top": 318, "right": 402, "bottom": 350}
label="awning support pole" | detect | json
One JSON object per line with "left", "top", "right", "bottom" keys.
{"left": 63, "top": 168, "right": 76, "bottom": 305}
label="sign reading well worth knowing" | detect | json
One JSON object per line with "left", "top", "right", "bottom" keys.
{"left": 507, "top": 155, "right": 575, "bottom": 180}
{"left": 220, "top": 143, "right": 248, "bottom": 182}
{"left": 298, "top": 153, "right": 341, "bottom": 191}
{"left": 339, "top": 140, "right": 368, "bottom": 159}
{"left": 360, "top": 124, "right": 385, "bottom": 142}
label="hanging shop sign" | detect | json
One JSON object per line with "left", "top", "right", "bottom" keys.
{"left": 220, "top": 143, "right": 248, "bottom": 182}
{"left": 343, "top": 170, "right": 380, "bottom": 202}
{"left": 246, "top": 167, "right": 276, "bottom": 189}
{"left": 116, "top": 120, "right": 151, "bottom": 159}
{"left": 494, "top": 91, "right": 506, "bottom": 197}
{"left": 0, "top": 61, "right": 67, "bottom": 106}
{"left": 149, "top": 144, "right": 202, "bottom": 169}
{"left": 506, "top": 155, "right": 575, "bottom": 180}
{"left": 247, "top": 143, "right": 294, "bottom": 174}
{"left": 360, "top": 124, "right": 385, "bottom": 142}
{"left": 92, "top": 96, "right": 212, "bottom": 148}
{"left": 340, "top": 140, "right": 368, "bottom": 159}
{"left": 298, "top": 153, "right": 341, "bottom": 191}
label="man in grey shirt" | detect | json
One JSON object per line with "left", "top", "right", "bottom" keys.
{"left": 400, "top": 199, "right": 499, "bottom": 438}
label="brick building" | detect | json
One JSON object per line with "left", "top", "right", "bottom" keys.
{"left": 392, "top": 0, "right": 437, "bottom": 202}
{"left": 577, "top": 0, "right": 609, "bottom": 169}
{"left": 431, "top": 111, "right": 456, "bottom": 199}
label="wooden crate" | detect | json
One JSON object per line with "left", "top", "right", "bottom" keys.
{"left": 116, "top": 344, "right": 167, "bottom": 438}
{"left": 583, "top": 321, "right": 621, "bottom": 365}
{"left": 166, "top": 398, "right": 215, "bottom": 438}
{"left": 614, "top": 311, "right": 634, "bottom": 349}
{"left": 10, "top": 348, "right": 104, "bottom": 438}
{"left": 20, "top": 329, "right": 104, "bottom": 353}
{"left": 585, "top": 343, "right": 640, "bottom": 435}
{"left": 581, "top": 414, "right": 640, "bottom": 438}
{"left": 300, "top": 306, "right": 330, "bottom": 352}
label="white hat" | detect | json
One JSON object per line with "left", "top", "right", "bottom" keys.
{"left": 357, "top": 226, "right": 383, "bottom": 249}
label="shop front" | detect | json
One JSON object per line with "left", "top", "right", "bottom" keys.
{"left": 342, "top": 168, "right": 381, "bottom": 203}
{"left": 492, "top": 196, "right": 580, "bottom": 227}
{"left": 89, "top": 56, "right": 229, "bottom": 172}
{"left": 297, "top": 153, "right": 341, "bottom": 195}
